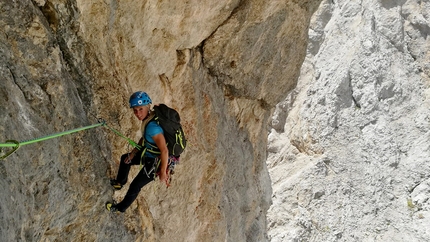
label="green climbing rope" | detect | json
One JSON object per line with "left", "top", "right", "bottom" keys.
{"left": 0, "top": 119, "right": 141, "bottom": 160}
{"left": 0, "top": 122, "right": 106, "bottom": 160}
{"left": 103, "top": 125, "right": 142, "bottom": 150}
{"left": 1, "top": 122, "right": 105, "bottom": 148}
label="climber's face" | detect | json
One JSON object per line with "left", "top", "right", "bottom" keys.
{"left": 133, "top": 105, "right": 149, "bottom": 121}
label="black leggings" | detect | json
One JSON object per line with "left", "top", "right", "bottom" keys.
{"left": 115, "top": 152, "right": 156, "bottom": 212}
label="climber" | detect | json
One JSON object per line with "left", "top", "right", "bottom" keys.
{"left": 106, "top": 91, "right": 169, "bottom": 213}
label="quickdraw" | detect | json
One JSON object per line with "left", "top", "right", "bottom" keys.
{"left": 0, "top": 140, "right": 20, "bottom": 160}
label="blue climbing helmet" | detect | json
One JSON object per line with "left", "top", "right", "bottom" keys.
{"left": 129, "top": 91, "right": 152, "bottom": 108}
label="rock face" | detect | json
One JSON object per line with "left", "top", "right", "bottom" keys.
{"left": 268, "top": 0, "right": 430, "bottom": 241}
{"left": 0, "top": 0, "right": 320, "bottom": 241}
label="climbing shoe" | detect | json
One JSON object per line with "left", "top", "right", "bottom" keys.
{"left": 110, "top": 179, "right": 123, "bottom": 190}
{"left": 105, "top": 202, "right": 118, "bottom": 213}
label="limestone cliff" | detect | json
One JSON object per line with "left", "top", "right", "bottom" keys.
{"left": 268, "top": 0, "right": 430, "bottom": 241}
{"left": 0, "top": 0, "right": 320, "bottom": 241}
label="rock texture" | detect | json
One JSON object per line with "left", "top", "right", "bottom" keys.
{"left": 268, "top": 0, "right": 430, "bottom": 241}
{"left": 0, "top": 0, "right": 320, "bottom": 241}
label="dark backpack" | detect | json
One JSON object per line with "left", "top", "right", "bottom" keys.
{"left": 144, "top": 104, "right": 186, "bottom": 157}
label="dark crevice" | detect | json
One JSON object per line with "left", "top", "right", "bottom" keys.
{"left": 201, "top": 0, "right": 245, "bottom": 52}
{"left": 348, "top": 71, "right": 361, "bottom": 109}
{"left": 7, "top": 67, "right": 17, "bottom": 87}
{"left": 38, "top": 1, "right": 94, "bottom": 114}
{"left": 38, "top": 1, "right": 59, "bottom": 32}
{"left": 351, "top": 90, "right": 361, "bottom": 109}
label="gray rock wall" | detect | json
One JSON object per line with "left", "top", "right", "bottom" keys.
{"left": 268, "top": 0, "right": 430, "bottom": 241}
{"left": 0, "top": 0, "right": 320, "bottom": 241}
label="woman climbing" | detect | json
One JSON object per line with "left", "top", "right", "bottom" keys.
{"left": 106, "top": 91, "right": 168, "bottom": 213}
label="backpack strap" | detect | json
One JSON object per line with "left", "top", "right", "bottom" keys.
{"left": 142, "top": 115, "right": 162, "bottom": 156}
{"left": 143, "top": 137, "right": 161, "bottom": 155}
{"left": 136, "top": 112, "right": 157, "bottom": 170}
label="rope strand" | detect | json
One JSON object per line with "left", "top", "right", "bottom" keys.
{"left": 0, "top": 119, "right": 140, "bottom": 160}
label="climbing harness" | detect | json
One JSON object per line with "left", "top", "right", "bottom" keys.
{"left": 144, "top": 155, "right": 179, "bottom": 187}
{"left": 0, "top": 119, "right": 141, "bottom": 160}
